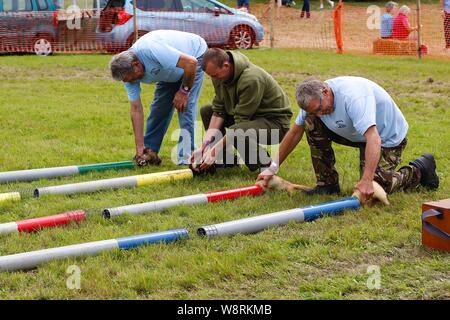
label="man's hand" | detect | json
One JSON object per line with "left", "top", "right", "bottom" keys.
{"left": 354, "top": 179, "right": 374, "bottom": 205}
{"left": 189, "top": 146, "right": 205, "bottom": 168}
{"left": 199, "top": 147, "right": 217, "bottom": 171}
{"left": 257, "top": 171, "right": 274, "bottom": 188}
{"left": 134, "top": 154, "right": 147, "bottom": 167}
{"left": 173, "top": 90, "right": 188, "bottom": 112}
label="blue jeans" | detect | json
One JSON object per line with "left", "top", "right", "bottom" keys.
{"left": 302, "top": 0, "right": 310, "bottom": 12}
{"left": 237, "top": 0, "right": 249, "bottom": 10}
{"left": 144, "top": 57, "right": 204, "bottom": 165}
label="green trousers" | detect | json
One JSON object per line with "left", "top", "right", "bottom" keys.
{"left": 200, "top": 105, "right": 289, "bottom": 171}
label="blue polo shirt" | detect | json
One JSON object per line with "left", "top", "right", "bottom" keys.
{"left": 295, "top": 76, "right": 408, "bottom": 148}
{"left": 124, "top": 30, "right": 207, "bottom": 101}
{"left": 380, "top": 13, "right": 394, "bottom": 37}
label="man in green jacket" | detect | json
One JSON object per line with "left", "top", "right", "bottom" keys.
{"left": 190, "top": 48, "right": 293, "bottom": 172}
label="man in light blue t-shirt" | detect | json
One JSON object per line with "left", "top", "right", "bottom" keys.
{"left": 380, "top": 1, "right": 397, "bottom": 38}
{"left": 257, "top": 77, "right": 439, "bottom": 203}
{"left": 109, "top": 30, "right": 208, "bottom": 165}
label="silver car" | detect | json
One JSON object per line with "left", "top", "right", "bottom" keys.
{"left": 98, "top": 0, "right": 264, "bottom": 51}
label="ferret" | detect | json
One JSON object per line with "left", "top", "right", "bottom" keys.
{"left": 257, "top": 176, "right": 389, "bottom": 206}
{"left": 352, "top": 181, "right": 390, "bottom": 206}
{"left": 256, "top": 175, "right": 313, "bottom": 195}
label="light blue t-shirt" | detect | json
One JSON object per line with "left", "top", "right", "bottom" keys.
{"left": 124, "top": 30, "right": 208, "bottom": 101}
{"left": 380, "top": 13, "right": 394, "bottom": 37}
{"left": 295, "top": 76, "right": 408, "bottom": 148}
{"left": 445, "top": 0, "right": 450, "bottom": 13}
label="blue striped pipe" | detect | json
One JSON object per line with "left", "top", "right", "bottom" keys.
{"left": 302, "top": 197, "right": 361, "bottom": 221}
{"left": 0, "top": 229, "right": 188, "bottom": 272}
{"left": 117, "top": 229, "right": 189, "bottom": 249}
{"left": 198, "top": 197, "right": 361, "bottom": 238}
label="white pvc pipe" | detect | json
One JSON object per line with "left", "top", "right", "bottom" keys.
{"left": 198, "top": 208, "right": 305, "bottom": 238}
{"left": 0, "top": 222, "right": 19, "bottom": 235}
{"left": 103, "top": 194, "right": 208, "bottom": 218}
{"left": 0, "top": 240, "right": 118, "bottom": 271}
{"left": 34, "top": 176, "right": 138, "bottom": 197}
{"left": 0, "top": 166, "right": 79, "bottom": 184}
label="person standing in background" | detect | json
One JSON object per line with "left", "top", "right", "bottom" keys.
{"left": 237, "top": 0, "right": 250, "bottom": 12}
{"left": 319, "top": 0, "right": 334, "bottom": 10}
{"left": 442, "top": 0, "right": 450, "bottom": 52}
{"left": 300, "top": 0, "right": 311, "bottom": 18}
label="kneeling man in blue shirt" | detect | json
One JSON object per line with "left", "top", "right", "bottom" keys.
{"left": 258, "top": 76, "right": 439, "bottom": 203}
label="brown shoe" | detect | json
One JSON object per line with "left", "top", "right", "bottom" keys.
{"left": 134, "top": 148, "right": 162, "bottom": 166}
{"left": 143, "top": 148, "right": 162, "bottom": 165}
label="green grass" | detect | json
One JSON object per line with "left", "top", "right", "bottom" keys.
{"left": 0, "top": 49, "right": 449, "bottom": 299}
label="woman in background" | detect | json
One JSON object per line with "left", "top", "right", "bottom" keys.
{"left": 392, "top": 5, "right": 418, "bottom": 40}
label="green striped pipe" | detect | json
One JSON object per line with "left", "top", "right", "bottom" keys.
{"left": 0, "top": 161, "right": 135, "bottom": 184}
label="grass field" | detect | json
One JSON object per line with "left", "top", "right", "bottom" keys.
{"left": 0, "top": 49, "right": 449, "bottom": 299}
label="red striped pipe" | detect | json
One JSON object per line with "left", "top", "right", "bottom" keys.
{"left": 104, "top": 185, "right": 266, "bottom": 218}
{"left": 205, "top": 185, "right": 264, "bottom": 202}
{"left": 0, "top": 210, "right": 86, "bottom": 235}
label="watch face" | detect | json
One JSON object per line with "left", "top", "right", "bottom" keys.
{"left": 183, "top": 86, "right": 190, "bottom": 91}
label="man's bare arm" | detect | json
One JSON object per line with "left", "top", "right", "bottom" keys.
{"left": 129, "top": 98, "right": 145, "bottom": 156}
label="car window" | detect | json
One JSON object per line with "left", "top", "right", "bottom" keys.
{"left": 180, "top": 0, "right": 214, "bottom": 12}
{"left": 135, "top": 0, "right": 177, "bottom": 11}
{"left": 2, "top": 0, "right": 33, "bottom": 11}
{"left": 18, "top": 0, "right": 31, "bottom": 10}
{"left": 37, "top": 0, "right": 48, "bottom": 10}
{"left": 2, "top": 0, "right": 14, "bottom": 11}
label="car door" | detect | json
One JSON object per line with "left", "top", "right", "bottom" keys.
{"left": 0, "top": 1, "right": 10, "bottom": 51}
{"left": 135, "top": 0, "right": 185, "bottom": 34}
{"left": 32, "top": 0, "right": 56, "bottom": 40}
{"left": 177, "top": 0, "right": 231, "bottom": 45}
{"left": 0, "top": 0, "right": 33, "bottom": 51}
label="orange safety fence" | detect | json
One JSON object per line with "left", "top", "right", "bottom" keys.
{"left": 340, "top": 2, "right": 449, "bottom": 57}
{"left": 0, "top": 1, "right": 448, "bottom": 58}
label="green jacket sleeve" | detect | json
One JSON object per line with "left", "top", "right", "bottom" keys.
{"left": 211, "top": 81, "right": 226, "bottom": 116}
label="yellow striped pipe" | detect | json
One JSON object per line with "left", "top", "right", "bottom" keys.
{"left": 135, "top": 169, "right": 193, "bottom": 187}
{"left": 0, "top": 192, "right": 21, "bottom": 204}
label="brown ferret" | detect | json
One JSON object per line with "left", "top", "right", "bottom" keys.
{"left": 257, "top": 176, "right": 389, "bottom": 206}
{"left": 256, "top": 175, "right": 313, "bottom": 195}
{"left": 352, "top": 181, "right": 390, "bottom": 206}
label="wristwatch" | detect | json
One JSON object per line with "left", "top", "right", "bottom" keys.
{"left": 180, "top": 86, "right": 191, "bottom": 95}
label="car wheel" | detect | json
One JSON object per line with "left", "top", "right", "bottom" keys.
{"left": 33, "top": 35, "right": 53, "bottom": 56}
{"left": 229, "top": 25, "right": 254, "bottom": 50}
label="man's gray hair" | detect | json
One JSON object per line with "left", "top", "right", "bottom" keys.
{"left": 109, "top": 51, "right": 138, "bottom": 81}
{"left": 398, "top": 5, "right": 410, "bottom": 14}
{"left": 296, "top": 78, "right": 327, "bottom": 110}
{"left": 385, "top": 1, "right": 398, "bottom": 9}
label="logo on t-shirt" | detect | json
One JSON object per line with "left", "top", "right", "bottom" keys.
{"left": 150, "top": 67, "right": 160, "bottom": 76}
{"left": 335, "top": 120, "right": 346, "bottom": 128}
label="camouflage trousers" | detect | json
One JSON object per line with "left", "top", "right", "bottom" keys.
{"left": 304, "top": 115, "right": 421, "bottom": 194}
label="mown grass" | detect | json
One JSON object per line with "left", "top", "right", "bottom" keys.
{"left": 0, "top": 49, "right": 449, "bottom": 299}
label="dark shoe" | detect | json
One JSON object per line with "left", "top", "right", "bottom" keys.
{"left": 409, "top": 153, "right": 439, "bottom": 190}
{"left": 300, "top": 10, "right": 305, "bottom": 18}
{"left": 189, "top": 163, "right": 216, "bottom": 176}
{"left": 142, "top": 148, "right": 162, "bottom": 165}
{"left": 304, "top": 184, "right": 341, "bottom": 195}
{"left": 306, "top": 12, "right": 311, "bottom": 18}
